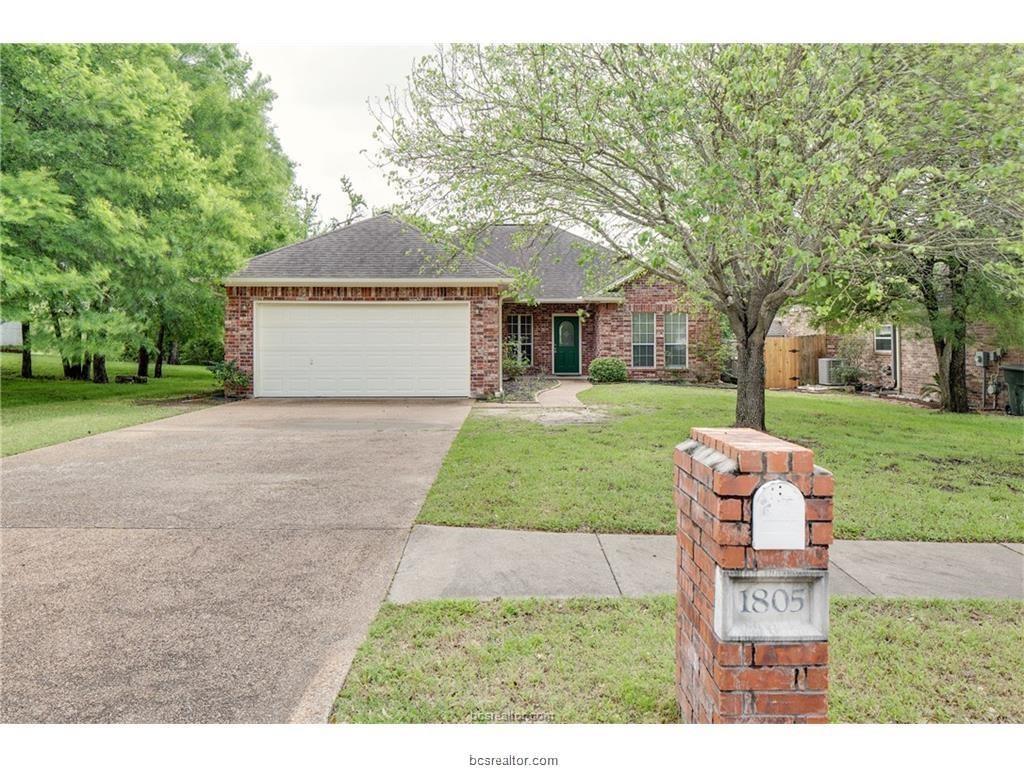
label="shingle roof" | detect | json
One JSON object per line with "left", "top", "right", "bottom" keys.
{"left": 226, "top": 214, "right": 629, "bottom": 298}
{"left": 478, "top": 225, "right": 627, "bottom": 300}
{"left": 227, "top": 213, "right": 508, "bottom": 283}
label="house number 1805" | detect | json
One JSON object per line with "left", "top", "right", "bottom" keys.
{"left": 739, "top": 587, "right": 806, "bottom": 614}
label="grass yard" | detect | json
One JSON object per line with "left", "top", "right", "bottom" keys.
{"left": 330, "top": 596, "right": 1024, "bottom": 724}
{"left": 418, "top": 384, "right": 1024, "bottom": 541}
{"left": 0, "top": 352, "right": 219, "bottom": 456}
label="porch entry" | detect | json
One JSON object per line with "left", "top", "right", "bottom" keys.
{"left": 553, "top": 314, "right": 581, "bottom": 375}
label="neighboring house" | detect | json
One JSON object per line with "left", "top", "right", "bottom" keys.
{"left": 223, "top": 213, "right": 720, "bottom": 398}
{"left": 772, "top": 307, "right": 1024, "bottom": 412}
{"left": 1, "top": 321, "right": 24, "bottom": 347}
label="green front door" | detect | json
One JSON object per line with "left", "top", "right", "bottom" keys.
{"left": 553, "top": 316, "right": 580, "bottom": 374}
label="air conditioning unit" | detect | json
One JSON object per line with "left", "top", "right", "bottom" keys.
{"left": 818, "top": 357, "right": 842, "bottom": 386}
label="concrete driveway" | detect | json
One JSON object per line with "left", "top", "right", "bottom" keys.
{"left": 0, "top": 398, "right": 470, "bottom": 723}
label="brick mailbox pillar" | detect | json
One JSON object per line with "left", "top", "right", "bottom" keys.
{"left": 675, "top": 427, "right": 834, "bottom": 723}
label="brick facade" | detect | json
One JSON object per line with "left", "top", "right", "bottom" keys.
{"left": 224, "top": 285, "right": 502, "bottom": 398}
{"left": 501, "top": 277, "right": 722, "bottom": 381}
{"left": 591, "top": 277, "right": 722, "bottom": 383}
{"left": 675, "top": 428, "right": 833, "bottom": 723}
{"left": 855, "top": 323, "right": 1022, "bottom": 411}
{"left": 501, "top": 302, "right": 599, "bottom": 376}
{"left": 961, "top": 322, "right": 1024, "bottom": 411}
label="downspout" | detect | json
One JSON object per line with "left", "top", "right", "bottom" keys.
{"left": 498, "top": 295, "right": 504, "bottom": 396}
{"left": 894, "top": 325, "right": 901, "bottom": 393}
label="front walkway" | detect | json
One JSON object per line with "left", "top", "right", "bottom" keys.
{"left": 388, "top": 525, "right": 1024, "bottom": 603}
{"left": 535, "top": 378, "right": 592, "bottom": 406}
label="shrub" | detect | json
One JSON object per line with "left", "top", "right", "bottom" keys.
{"left": 919, "top": 373, "right": 948, "bottom": 408}
{"left": 589, "top": 356, "right": 628, "bottom": 383}
{"left": 502, "top": 341, "right": 529, "bottom": 380}
{"left": 207, "top": 360, "right": 250, "bottom": 393}
{"left": 180, "top": 337, "right": 224, "bottom": 366}
{"left": 833, "top": 335, "right": 871, "bottom": 386}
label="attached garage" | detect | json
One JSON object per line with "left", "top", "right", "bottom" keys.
{"left": 254, "top": 301, "right": 471, "bottom": 397}
{"left": 223, "top": 213, "right": 510, "bottom": 398}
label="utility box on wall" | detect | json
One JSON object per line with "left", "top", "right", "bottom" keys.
{"left": 674, "top": 428, "right": 833, "bottom": 723}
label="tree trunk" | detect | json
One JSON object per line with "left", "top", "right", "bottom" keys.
{"left": 137, "top": 346, "right": 150, "bottom": 378}
{"left": 92, "top": 354, "right": 109, "bottom": 384}
{"left": 922, "top": 259, "right": 970, "bottom": 413}
{"left": 945, "top": 340, "right": 969, "bottom": 412}
{"left": 65, "top": 356, "right": 90, "bottom": 381}
{"left": 733, "top": 332, "right": 767, "bottom": 430}
{"left": 168, "top": 340, "right": 180, "bottom": 366}
{"left": 944, "top": 261, "right": 970, "bottom": 413}
{"left": 154, "top": 324, "right": 166, "bottom": 378}
{"left": 50, "top": 309, "right": 75, "bottom": 379}
{"left": 20, "top": 322, "right": 32, "bottom": 378}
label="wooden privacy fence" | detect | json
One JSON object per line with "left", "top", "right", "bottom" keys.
{"left": 765, "top": 334, "right": 827, "bottom": 389}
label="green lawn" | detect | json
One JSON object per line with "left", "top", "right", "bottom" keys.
{"left": 418, "top": 384, "right": 1024, "bottom": 541}
{"left": 330, "top": 596, "right": 1024, "bottom": 724}
{"left": 0, "top": 352, "right": 219, "bottom": 456}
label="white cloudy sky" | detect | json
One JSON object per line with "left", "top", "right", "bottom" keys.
{"left": 242, "top": 45, "right": 434, "bottom": 222}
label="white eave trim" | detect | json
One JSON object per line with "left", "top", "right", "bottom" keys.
{"left": 530, "top": 296, "right": 625, "bottom": 304}
{"left": 224, "top": 277, "right": 513, "bottom": 288}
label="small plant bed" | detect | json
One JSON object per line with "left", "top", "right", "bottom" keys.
{"left": 330, "top": 596, "right": 1024, "bottom": 724}
{"left": 419, "top": 383, "right": 1023, "bottom": 540}
{"left": 1, "top": 352, "right": 219, "bottom": 456}
{"left": 492, "top": 374, "right": 559, "bottom": 403}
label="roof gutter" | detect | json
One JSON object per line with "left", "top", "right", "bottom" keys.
{"left": 528, "top": 296, "right": 625, "bottom": 304}
{"left": 224, "top": 277, "right": 513, "bottom": 288}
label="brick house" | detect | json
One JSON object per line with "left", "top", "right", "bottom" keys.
{"left": 223, "top": 214, "right": 721, "bottom": 398}
{"left": 772, "top": 307, "right": 1023, "bottom": 412}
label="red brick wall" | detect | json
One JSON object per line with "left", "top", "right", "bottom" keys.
{"left": 594, "top": 277, "right": 722, "bottom": 382}
{"left": 851, "top": 323, "right": 1024, "bottom": 410}
{"left": 224, "top": 285, "right": 502, "bottom": 398}
{"left": 675, "top": 428, "right": 833, "bottom": 724}
{"left": 894, "top": 327, "right": 937, "bottom": 400}
{"left": 963, "top": 322, "right": 1024, "bottom": 411}
{"left": 501, "top": 303, "right": 599, "bottom": 375}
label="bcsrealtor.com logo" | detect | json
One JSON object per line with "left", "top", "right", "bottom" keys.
{"left": 468, "top": 756, "right": 558, "bottom": 767}
{"left": 470, "top": 711, "right": 554, "bottom": 723}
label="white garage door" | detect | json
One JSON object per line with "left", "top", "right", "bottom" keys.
{"left": 254, "top": 302, "right": 471, "bottom": 397}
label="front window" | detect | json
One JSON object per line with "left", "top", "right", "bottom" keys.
{"left": 874, "top": 324, "right": 893, "bottom": 353}
{"left": 632, "top": 312, "right": 655, "bottom": 368}
{"left": 665, "top": 313, "right": 689, "bottom": 369}
{"left": 506, "top": 314, "right": 533, "bottom": 363}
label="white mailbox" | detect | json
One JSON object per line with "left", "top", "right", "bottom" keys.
{"left": 752, "top": 480, "right": 806, "bottom": 550}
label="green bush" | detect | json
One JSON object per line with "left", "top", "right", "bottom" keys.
{"left": 179, "top": 338, "right": 224, "bottom": 366}
{"left": 207, "top": 360, "right": 250, "bottom": 393}
{"left": 589, "top": 356, "right": 628, "bottom": 383}
{"left": 502, "top": 341, "right": 530, "bottom": 380}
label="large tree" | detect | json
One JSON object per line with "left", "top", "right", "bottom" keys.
{"left": 374, "top": 44, "right": 973, "bottom": 429}
{"left": 0, "top": 44, "right": 303, "bottom": 381}
{"left": 812, "top": 45, "right": 1024, "bottom": 411}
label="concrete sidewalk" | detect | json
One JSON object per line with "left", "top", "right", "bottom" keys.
{"left": 388, "top": 525, "right": 1024, "bottom": 603}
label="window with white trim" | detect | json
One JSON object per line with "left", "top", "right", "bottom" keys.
{"left": 506, "top": 314, "right": 533, "bottom": 363}
{"left": 665, "top": 313, "right": 689, "bottom": 369}
{"left": 874, "top": 324, "right": 893, "bottom": 353}
{"left": 632, "top": 312, "right": 655, "bottom": 367}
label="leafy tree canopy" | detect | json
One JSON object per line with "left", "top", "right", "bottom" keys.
{"left": 376, "top": 44, "right": 1022, "bottom": 426}
{"left": 1, "top": 43, "right": 304, "bottom": 377}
